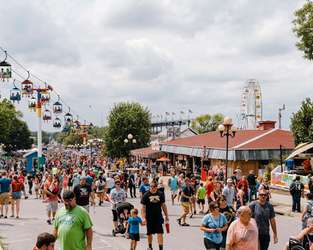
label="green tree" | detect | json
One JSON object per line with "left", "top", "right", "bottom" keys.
{"left": 293, "top": 2, "right": 313, "bottom": 60}
{"left": 290, "top": 98, "right": 313, "bottom": 145}
{"left": 63, "top": 132, "right": 83, "bottom": 146}
{"left": 191, "top": 113, "right": 224, "bottom": 134}
{"left": 31, "top": 131, "right": 53, "bottom": 145}
{"left": 88, "top": 126, "right": 107, "bottom": 139}
{"left": 105, "top": 102, "right": 151, "bottom": 158}
{"left": 0, "top": 99, "right": 33, "bottom": 153}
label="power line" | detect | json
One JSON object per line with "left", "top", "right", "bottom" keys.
{"left": 0, "top": 46, "right": 93, "bottom": 125}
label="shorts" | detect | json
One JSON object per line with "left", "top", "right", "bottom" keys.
{"left": 12, "top": 191, "right": 22, "bottom": 200}
{"left": 129, "top": 233, "right": 140, "bottom": 241}
{"left": 112, "top": 209, "right": 118, "bottom": 222}
{"left": 0, "top": 192, "right": 10, "bottom": 205}
{"left": 47, "top": 201, "right": 58, "bottom": 212}
{"left": 197, "top": 199, "right": 205, "bottom": 205}
{"left": 181, "top": 202, "right": 190, "bottom": 213}
{"left": 204, "top": 238, "right": 221, "bottom": 250}
{"left": 146, "top": 219, "right": 164, "bottom": 235}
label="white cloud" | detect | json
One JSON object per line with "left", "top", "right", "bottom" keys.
{"left": 0, "top": 0, "right": 311, "bottom": 132}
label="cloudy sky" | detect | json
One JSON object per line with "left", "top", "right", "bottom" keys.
{"left": 0, "top": 0, "right": 312, "bottom": 131}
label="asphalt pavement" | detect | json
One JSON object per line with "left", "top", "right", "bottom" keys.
{"left": 0, "top": 190, "right": 304, "bottom": 250}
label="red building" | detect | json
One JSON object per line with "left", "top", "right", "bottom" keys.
{"left": 159, "top": 121, "right": 295, "bottom": 176}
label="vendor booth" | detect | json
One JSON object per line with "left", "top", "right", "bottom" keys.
{"left": 271, "top": 142, "right": 313, "bottom": 191}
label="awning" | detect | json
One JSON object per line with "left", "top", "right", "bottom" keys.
{"left": 130, "top": 146, "right": 161, "bottom": 159}
{"left": 156, "top": 156, "right": 170, "bottom": 162}
{"left": 285, "top": 142, "right": 313, "bottom": 160}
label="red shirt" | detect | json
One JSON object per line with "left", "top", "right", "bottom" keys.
{"left": 237, "top": 179, "right": 249, "bottom": 193}
{"left": 206, "top": 182, "right": 214, "bottom": 197}
{"left": 12, "top": 180, "right": 23, "bottom": 192}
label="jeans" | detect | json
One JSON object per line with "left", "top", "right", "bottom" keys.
{"left": 292, "top": 195, "right": 301, "bottom": 212}
{"left": 129, "top": 185, "right": 136, "bottom": 198}
{"left": 259, "top": 234, "right": 270, "bottom": 250}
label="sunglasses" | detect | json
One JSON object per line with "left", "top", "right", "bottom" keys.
{"left": 151, "top": 185, "right": 157, "bottom": 188}
{"left": 259, "top": 193, "right": 267, "bottom": 197}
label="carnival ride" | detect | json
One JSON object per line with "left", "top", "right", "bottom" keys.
{"left": 240, "top": 79, "right": 263, "bottom": 129}
{"left": 0, "top": 47, "right": 94, "bottom": 164}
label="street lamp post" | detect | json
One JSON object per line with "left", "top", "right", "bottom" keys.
{"left": 218, "top": 117, "right": 236, "bottom": 181}
{"left": 124, "top": 134, "right": 136, "bottom": 164}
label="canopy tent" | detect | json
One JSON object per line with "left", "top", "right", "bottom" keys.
{"left": 285, "top": 142, "right": 313, "bottom": 160}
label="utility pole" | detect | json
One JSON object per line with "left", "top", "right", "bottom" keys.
{"left": 278, "top": 104, "right": 286, "bottom": 129}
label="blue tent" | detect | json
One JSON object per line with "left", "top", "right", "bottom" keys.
{"left": 23, "top": 149, "right": 38, "bottom": 173}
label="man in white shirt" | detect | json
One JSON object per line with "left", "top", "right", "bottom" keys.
{"left": 223, "top": 178, "right": 236, "bottom": 208}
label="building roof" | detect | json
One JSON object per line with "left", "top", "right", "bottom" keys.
{"left": 161, "top": 128, "right": 294, "bottom": 150}
{"left": 130, "top": 147, "right": 161, "bottom": 159}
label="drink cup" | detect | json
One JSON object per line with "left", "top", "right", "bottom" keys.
{"left": 165, "top": 222, "right": 170, "bottom": 234}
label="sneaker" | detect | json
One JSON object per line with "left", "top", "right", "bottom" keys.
{"left": 181, "top": 223, "right": 190, "bottom": 226}
{"left": 47, "top": 219, "right": 51, "bottom": 225}
{"left": 177, "top": 218, "right": 181, "bottom": 226}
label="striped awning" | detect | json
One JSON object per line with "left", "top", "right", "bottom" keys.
{"left": 285, "top": 142, "right": 313, "bottom": 160}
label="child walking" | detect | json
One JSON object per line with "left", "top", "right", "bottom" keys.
{"left": 196, "top": 182, "right": 206, "bottom": 214}
{"left": 126, "top": 208, "right": 144, "bottom": 250}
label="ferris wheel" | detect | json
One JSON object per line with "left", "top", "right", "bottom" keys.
{"left": 240, "top": 79, "right": 263, "bottom": 129}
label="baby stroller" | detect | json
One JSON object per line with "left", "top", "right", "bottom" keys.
{"left": 288, "top": 238, "right": 306, "bottom": 250}
{"left": 112, "top": 202, "right": 134, "bottom": 237}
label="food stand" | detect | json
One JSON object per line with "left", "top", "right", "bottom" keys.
{"left": 271, "top": 142, "right": 313, "bottom": 191}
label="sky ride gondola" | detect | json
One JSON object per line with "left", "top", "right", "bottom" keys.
{"left": 43, "top": 109, "right": 52, "bottom": 122}
{"left": 64, "top": 108, "right": 73, "bottom": 123}
{"left": 53, "top": 117, "right": 62, "bottom": 128}
{"left": 10, "top": 80, "right": 21, "bottom": 103}
{"left": 0, "top": 51, "right": 11, "bottom": 81}
{"left": 28, "top": 96, "right": 36, "bottom": 111}
{"left": 21, "top": 72, "right": 33, "bottom": 97}
{"left": 53, "top": 96, "right": 63, "bottom": 114}
{"left": 40, "top": 91, "right": 50, "bottom": 104}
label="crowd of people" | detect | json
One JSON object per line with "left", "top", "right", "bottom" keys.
{"left": 0, "top": 151, "right": 312, "bottom": 250}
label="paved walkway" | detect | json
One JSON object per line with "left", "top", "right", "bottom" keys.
{"left": 0, "top": 189, "right": 304, "bottom": 250}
